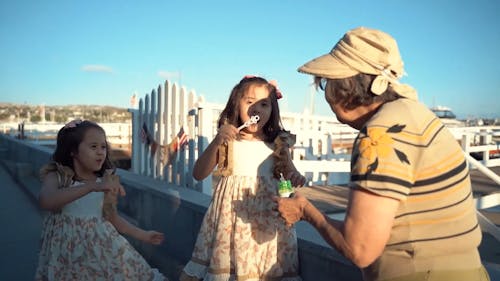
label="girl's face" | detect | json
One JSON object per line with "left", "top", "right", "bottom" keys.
{"left": 239, "top": 84, "right": 272, "bottom": 137}
{"left": 72, "top": 127, "right": 107, "bottom": 179}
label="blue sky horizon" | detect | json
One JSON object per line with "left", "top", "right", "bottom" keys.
{"left": 1, "top": 0, "right": 499, "bottom": 119}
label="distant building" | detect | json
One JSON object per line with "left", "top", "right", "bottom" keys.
{"left": 40, "top": 104, "right": 46, "bottom": 123}
{"left": 130, "top": 93, "right": 138, "bottom": 108}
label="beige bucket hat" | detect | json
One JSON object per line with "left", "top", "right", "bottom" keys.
{"left": 298, "top": 27, "right": 417, "bottom": 100}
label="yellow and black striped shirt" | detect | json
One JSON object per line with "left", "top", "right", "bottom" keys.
{"left": 350, "top": 99, "right": 482, "bottom": 280}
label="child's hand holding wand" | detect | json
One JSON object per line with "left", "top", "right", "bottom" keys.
{"left": 214, "top": 124, "right": 239, "bottom": 146}
{"left": 215, "top": 115, "right": 260, "bottom": 145}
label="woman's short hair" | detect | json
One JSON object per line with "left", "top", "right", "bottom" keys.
{"left": 315, "top": 73, "right": 400, "bottom": 110}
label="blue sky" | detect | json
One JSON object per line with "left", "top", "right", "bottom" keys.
{"left": 1, "top": 0, "right": 499, "bottom": 119}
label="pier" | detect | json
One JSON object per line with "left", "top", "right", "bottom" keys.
{"left": 1, "top": 133, "right": 499, "bottom": 280}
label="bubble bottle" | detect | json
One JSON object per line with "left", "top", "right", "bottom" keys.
{"left": 278, "top": 173, "right": 293, "bottom": 198}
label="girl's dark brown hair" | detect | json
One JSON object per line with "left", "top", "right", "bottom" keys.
{"left": 315, "top": 73, "right": 400, "bottom": 110}
{"left": 215, "top": 76, "right": 295, "bottom": 179}
{"left": 52, "top": 120, "right": 114, "bottom": 177}
{"left": 218, "top": 76, "right": 283, "bottom": 142}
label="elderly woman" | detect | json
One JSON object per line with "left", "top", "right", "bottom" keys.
{"left": 275, "top": 27, "right": 489, "bottom": 281}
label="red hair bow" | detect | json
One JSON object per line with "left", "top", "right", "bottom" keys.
{"left": 268, "top": 80, "right": 282, "bottom": 99}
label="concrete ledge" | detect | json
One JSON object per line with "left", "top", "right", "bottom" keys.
{"left": 0, "top": 134, "right": 362, "bottom": 281}
{"left": 0, "top": 158, "right": 40, "bottom": 206}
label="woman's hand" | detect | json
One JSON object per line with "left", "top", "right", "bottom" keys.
{"left": 273, "top": 192, "right": 309, "bottom": 227}
{"left": 214, "top": 124, "right": 238, "bottom": 146}
{"left": 287, "top": 170, "right": 306, "bottom": 187}
{"left": 142, "top": 230, "right": 165, "bottom": 245}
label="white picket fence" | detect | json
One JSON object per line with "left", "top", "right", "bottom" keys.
{"left": 129, "top": 79, "right": 500, "bottom": 199}
{"left": 130, "top": 79, "right": 500, "bottom": 242}
{"left": 1, "top": 122, "right": 132, "bottom": 147}
{"left": 129, "top": 79, "right": 360, "bottom": 194}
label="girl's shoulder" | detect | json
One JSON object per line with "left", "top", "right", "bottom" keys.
{"left": 40, "top": 162, "right": 75, "bottom": 188}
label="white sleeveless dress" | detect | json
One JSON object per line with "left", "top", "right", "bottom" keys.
{"left": 34, "top": 179, "right": 167, "bottom": 281}
{"left": 183, "top": 140, "right": 301, "bottom": 281}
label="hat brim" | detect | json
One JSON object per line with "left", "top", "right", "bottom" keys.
{"left": 298, "top": 52, "right": 358, "bottom": 79}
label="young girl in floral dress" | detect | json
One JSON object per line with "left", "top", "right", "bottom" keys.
{"left": 35, "top": 120, "right": 167, "bottom": 281}
{"left": 181, "top": 76, "right": 306, "bottom": 281}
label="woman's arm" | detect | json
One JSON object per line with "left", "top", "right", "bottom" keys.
{"left": 106, "top": 211, "right": 164, "bottom": 245}
{"left": 275, "top": 189, "right": 399, "bottom": 268}
{"left": 193, "top": 124, "right": 238, "bottom": 180}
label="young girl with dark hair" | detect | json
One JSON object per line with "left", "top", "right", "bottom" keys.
{"left": 35, "top": 120, "right": 167, "bottom": 281}
{"left": 180, "top": 76, "right": 305, "bottom": 281}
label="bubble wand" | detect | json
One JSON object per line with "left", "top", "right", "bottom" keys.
{"left": 237, "top": 115, "right": 260, "bottom": 131}
{"left": 214, "top": 115, "right": 260, "bottom": 177}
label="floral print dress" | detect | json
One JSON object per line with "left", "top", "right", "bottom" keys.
{"left": 34, "top": 179, "right": 166, "bottom": 281}
{"left": 183, "top": 140, "right": 301, "bottom": 281}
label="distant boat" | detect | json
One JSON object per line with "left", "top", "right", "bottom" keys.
{"left": 430, "top": 106, "right": 466, "bottom": 127}
{"left": 430, "top": 106, "right": 500, "bottom": 160}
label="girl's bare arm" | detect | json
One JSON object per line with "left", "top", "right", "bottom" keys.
{"left": 39, "top": 172, "right": 96, "bottom": 211}
{"left": 193, "top": 124, "right": 238, "bottom": 180}
{"left": 192, "top": 139, "right": 221, "bottom": 180}
{"left": 106, "top": 209, "right": 164, "bottom": 245}
{"left": 39, "top": 172, "right": 123, "bottom": 211}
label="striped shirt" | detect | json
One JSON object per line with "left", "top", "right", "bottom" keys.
{"left": 350, "top": 99, "right": 482, "bottom": 280}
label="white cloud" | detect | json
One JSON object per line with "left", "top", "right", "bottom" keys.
{"left": 81, "top": 64, "right": 114, "bottom": 73}
{"left": 158, "top": 70, "right": 180, "bottom": 80}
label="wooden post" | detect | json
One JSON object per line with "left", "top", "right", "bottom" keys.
{"left": 197, "top": 104, "right": 213, "bottom": 195}
{"left": 144, "top": 94, "right": 151, "bottom": 176}
{"left": 171, "top": 83, "right": 180, "bottom": 185}
{"left": 129, "top": 108, "right": 140, "bottom": 173}
{"left": 138, "top": 98, "right": 145, "bottom": 175}
{"left": 187, "top": 90, "right": 197, "bottom": 190}
{"left": 156, "top": 85, "right": 163, "bottom": 178}
{"left": 178, "top": 86, "right": 187, "bottom": 187}
{"left": 163, "top": 80, "right": 172, "bottom": 182}
{"left": 149, "top": 89, "right": 157, "bottom": 178}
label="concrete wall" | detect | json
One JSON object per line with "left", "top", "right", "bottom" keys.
{"left": 0, "top": 134, "right": 362, "bottom": 281}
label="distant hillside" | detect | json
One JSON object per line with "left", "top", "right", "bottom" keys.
{"left": 0, "top": 103, "right": 131, "bottom": 123}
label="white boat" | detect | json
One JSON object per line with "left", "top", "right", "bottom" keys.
{"left": 430, "top": 105, "right": 466, "bottom": 127}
